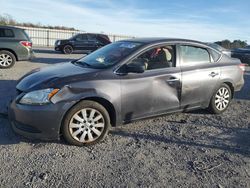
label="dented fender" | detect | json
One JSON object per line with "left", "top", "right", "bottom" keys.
{"left": 51, "top": 85, "right": 98, "bottom": 104}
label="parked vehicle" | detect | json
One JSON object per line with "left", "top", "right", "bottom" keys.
{"left": 231, "top": 46, "right": 250, "bottom": 65}
{"left": 206, "top": 43, "right": 231, "bottom": 57}
{"left": 9, "top": 38, "right": 245, "bottom": 146}
{"left": 0, "top": 26, "right": 34, "bottom": 68}
{"left": 55, "top": 33, "right": 111, "bottom": 54}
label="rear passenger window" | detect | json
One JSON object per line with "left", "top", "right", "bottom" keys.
{"left": 180, "top": 45, "right": 210, "bottom": 65}
{"left": 87, "top": 34, "right": 96, "bottom": 41}
{"left": 0, "top": 29, "right": 15, "bottom": 38}
{"left": 75, "top": 34, "right": 87, "bottom": 41}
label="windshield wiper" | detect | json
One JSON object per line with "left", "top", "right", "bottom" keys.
{"left": 73, "top": 60, "right": 91, "bottom": 68}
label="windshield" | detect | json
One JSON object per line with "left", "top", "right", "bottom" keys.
{"left": 75, "top": 41, "right": 143, "bottom": 69}
{"left": 69, "top": 34, "right": 78, "bottom": 40}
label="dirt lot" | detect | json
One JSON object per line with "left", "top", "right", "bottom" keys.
{"left": 0, "top": 48, "right": 249, "bottom": 187}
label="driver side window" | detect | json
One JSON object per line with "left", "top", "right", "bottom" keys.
{"left": 137, "top": 45, "right": 176, "bottom": 71}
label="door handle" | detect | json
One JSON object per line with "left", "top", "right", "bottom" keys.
{"left": 167, "top": 77, "right": 179, "bottom": 83}
{"left": 209, "top": 72, "right": 219, "bottom": 77}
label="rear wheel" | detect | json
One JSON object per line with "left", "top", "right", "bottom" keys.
{"left": 62, "top": 100, "right": 111, "bottom": 146}
{"left": 208, "top": 84, "right": 232, "bottom": 114}
{"left": 0, "top": 50, "right": 16, "bottom": 69}
{"left": 62, "top": 45, "right": 73, "bottom": 54}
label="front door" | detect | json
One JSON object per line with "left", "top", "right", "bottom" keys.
{"left": 119, "top": 44, "right": 181, "bottom": 122}
{"left": 74, "top": 34, "right": 89, "bottom": 50}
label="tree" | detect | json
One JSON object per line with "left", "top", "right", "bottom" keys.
{"left": 0, "top": 13, "right": 77, "bottom": 31}
{"left": 215, "top": 40, "right": 248, "bottom": 49}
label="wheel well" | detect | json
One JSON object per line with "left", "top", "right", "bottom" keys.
{"left": 85, "top": 97, "right": 116, "bottom": 127}
{"left": 62, "top": 97, "right": 116, "bottom": 128}
{"left": 59, "top": 97, "right": 117, "bottom": 136}
{"left": 0, "top": 48, "right": 18, "bottom": 61}
{"left": 224, "top": 82, "right": 234, "bottom": 98}
{"left": 64, "top": 44, "right": 73, "bottom": 48}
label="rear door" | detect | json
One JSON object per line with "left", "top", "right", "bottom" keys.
{"left": 178, "top": 44, "right": 221, "bottom": 108}
{"left": 74, "top": 34, "right": 89, "bottom": 50}
{"left": 119, "top": 44, "right": 181, "bottom": 122}
{"left": 0, "top": 28, "right": 19, "bottom": 53}
{"left": 87, "top": 34, "right": 98, "bottom": 51}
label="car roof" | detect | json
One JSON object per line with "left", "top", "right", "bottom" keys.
{"left": 0, "top": 25, "right": 22, "bottom": 30}
{"left": 120, "top": 37, "right": 206, "bottom": 45}
{"left": 81, "top": 33, "right": 108, "bottom": 36}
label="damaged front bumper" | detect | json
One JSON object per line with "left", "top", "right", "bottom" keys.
{"left": 8, "top": 99, "right": 75, "bottom": 141}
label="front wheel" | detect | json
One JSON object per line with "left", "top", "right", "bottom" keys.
{"left": 62, "top": 100, "right": 111, "bottom": 146}
{"left": 208, "top": 84, "right": 232, "bottom": 114}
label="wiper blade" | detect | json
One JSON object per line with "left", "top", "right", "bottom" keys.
{"left": 73, "top": 60, "right": 91, "bottom": 67}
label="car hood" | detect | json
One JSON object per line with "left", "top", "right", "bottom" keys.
{"left": 55, "top": 39, "right": 70, "bottom": 45}
{"left": 17, "top": 62, "right": 99, "bottom": 92}
{"left": 59, "top": 39, "right": 70, "bottom": 43}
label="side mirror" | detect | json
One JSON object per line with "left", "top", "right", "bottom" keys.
{"left": 126, "top": 59, "right": 146, "bottom": 73}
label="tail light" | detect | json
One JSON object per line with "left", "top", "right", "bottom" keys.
{"left": 20, "top": 41, "right": 32, "bottom": 48}
{"left": 239, "top": 63, "right": 246, "bottom": 72}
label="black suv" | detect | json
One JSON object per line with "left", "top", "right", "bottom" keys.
{"left": 55, "top": 33, "right": 111, "bottom": 54}
{"left": 0, "top": 26, "right": 34, "bottom": 68}
{"left": 231, "top": 46, "right": 250, "bottom": 65}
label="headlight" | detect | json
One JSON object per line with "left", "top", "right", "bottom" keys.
{"left": 19, "top": 88, "right": 60, "bottom": 105}
{"left": 56, "top": 40, "right": 61, "bottom": 45}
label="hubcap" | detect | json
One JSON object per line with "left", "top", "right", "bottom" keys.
{"left": 64, "top": 46, "right": 72, "bottom": 54}
{"left": 69, "top": 108, "right": 105, "bottom": 143}
{"left": 0, "top": 54, "right": 13, "bottom": 67}
{"left": 215, "top": 87, "right": 230, "bottom": 111}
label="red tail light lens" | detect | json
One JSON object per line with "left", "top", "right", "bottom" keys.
{"left": 239, "top": 63, "right": 246, "bottom": 72}
{"left": 20, "top": 41, "right": 32, "bottom": 48}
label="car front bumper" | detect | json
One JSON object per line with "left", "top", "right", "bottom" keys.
{"left": 8, "top": 100, "right": 74, "bottom": 141}
{"left": 54, "top": 45, "right": 63, "bottom": 51}
{"left": 55, "top": 47, "right": 61, "bottom": 51}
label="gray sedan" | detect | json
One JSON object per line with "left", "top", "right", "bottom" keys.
{"left": 9, "top": 38, "right": 245, "bottom": 146}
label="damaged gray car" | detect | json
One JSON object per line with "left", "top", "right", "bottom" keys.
{"left": 9, "top": 38, "right": 245, "bottom": 146}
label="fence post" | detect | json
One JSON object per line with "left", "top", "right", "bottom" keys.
{"left": 47, "top": 30, "right": 49, "bottom": 47}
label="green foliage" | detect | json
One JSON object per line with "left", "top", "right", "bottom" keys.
{"left": 215, "top": 39, "right": 248, "bottom": 49}
{"left": 0, "top": 13, "right": 77, "bottom": 31}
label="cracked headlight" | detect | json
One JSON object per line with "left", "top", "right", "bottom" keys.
{"left": 19, "top": 88, "right": 60, "bottom": 105}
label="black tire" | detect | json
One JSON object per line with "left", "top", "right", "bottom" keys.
{"left": 62, "top": 100, "right": 111, "bottom": 146}
{"left": 208, "top": 83, "right": 232, "bottom": 114}
{"left": 0, "top": 50, "right": 16, "bottom": 69}
{"left": 62, "top": 45, "right": 73, "bottom": 54}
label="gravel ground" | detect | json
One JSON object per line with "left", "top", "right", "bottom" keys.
{"left": 0, "top": 48, "right": 249, "bottom": 187}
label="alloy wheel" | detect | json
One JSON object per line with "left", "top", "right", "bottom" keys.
{"left": 69, "top": 108, "right": 105, "bottom": 143}
{"left": 0, "top": 53, "right": 13, "bottom": 67}
{"left": 214, "top": 87, "right": 230, "bottom": 111}
{"left": 63, "top": 45, "right": 73, "bottom": 54}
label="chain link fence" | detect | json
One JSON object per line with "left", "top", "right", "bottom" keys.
{"left": 16, "top": 26, "right": 135, "bottom": 47}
